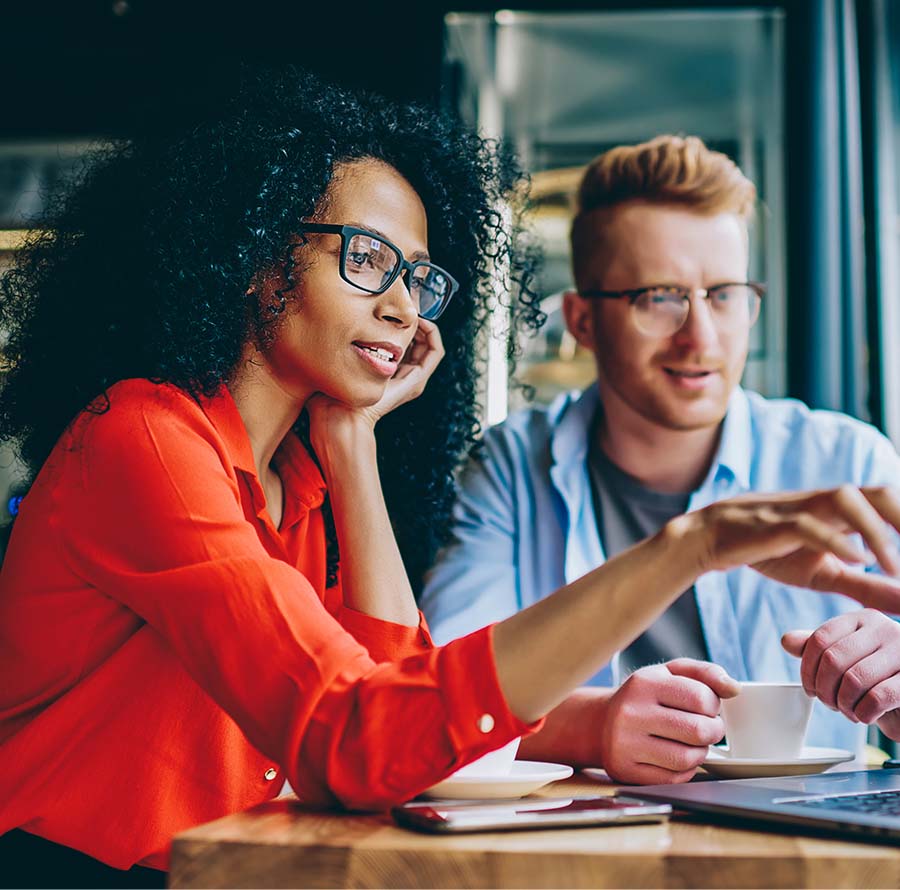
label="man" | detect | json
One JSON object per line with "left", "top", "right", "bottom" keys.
{"left": 420, "top": 135, "right": 900, "bottom": 784}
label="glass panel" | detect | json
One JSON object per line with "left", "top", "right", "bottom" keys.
{"left": 878, "top": 0, "right": 900, "bottom": 444}
{"left": 444, "top": 9, "right": 786, "bottom": 417}
{"left": 0, "top": 140, "right": 94, "bottom": 228}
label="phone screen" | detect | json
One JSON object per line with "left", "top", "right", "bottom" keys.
{"left": 392, "top": 795, "right": 672, "bottom": 833}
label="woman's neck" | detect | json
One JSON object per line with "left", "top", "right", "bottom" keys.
{"left": 229, "top": 358, "right": 309, "bottom": 481}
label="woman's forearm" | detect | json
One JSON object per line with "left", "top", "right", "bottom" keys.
{"left": 316, "top": 423, "right": 419, "bottom": 627}
{"left": 493, "top": 515, "right": 702, "bottom": 723}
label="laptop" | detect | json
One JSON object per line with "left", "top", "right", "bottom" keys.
{"left": 635, "top": 768, "right": 900, "bottom": 841}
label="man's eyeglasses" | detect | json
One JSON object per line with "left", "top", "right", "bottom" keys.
{"left": 578, "top": 282, "right": 765, "bottom": 338}
{"left": 296, "top": 224, "right": 459, "bottom": 321}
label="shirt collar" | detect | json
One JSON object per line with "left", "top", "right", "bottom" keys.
{"left": 200, "top": 386, "right": 258, "bottom": 475}
{"left": 713, "top": 385, "right": 752, "bottom": 492}
{"left": 550, "top": 382, "right": 752, "bottom": 492}
{"left": 550, "top": 383, "right": 601, "bottom": 468}
{"left": 199, "top": 386, "right": 326, "bottom": 510}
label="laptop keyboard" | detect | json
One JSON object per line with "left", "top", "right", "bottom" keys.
{"left": 788, "top": 790, "right": 900, "bottom": 816}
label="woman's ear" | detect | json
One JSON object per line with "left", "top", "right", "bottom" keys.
{"left": 562, "top": 290, "right": 596, "bottom": 351}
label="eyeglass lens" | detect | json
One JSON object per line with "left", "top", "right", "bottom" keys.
{"left": 633, "top": 285, "right": 761, "bottom": 336}
{"left": 344, "top": 232, "right": 451, "bottom": 319}
{"left": 344, "top": 233, "right": 398, "bottom": 292}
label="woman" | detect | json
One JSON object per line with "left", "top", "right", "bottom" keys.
{"left": 1, "top": 67, "right": 899, "bottom": 886}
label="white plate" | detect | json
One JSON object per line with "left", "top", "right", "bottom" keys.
{"left": 701, "top": 745, "right": 855, "bottom": 779}
{"left": 421, "top": 760, "right": 574, "bottom": 800}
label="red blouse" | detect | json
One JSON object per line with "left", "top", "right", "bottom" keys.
{"left": 0, "top": 379, "right": 538, "bottom": 870}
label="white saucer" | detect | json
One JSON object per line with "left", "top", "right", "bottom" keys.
{"left": 701, "top": 745, "right": 855, "bottom": 779}
{"left": 421, "top": 760, "right": 574, "bottom": 800}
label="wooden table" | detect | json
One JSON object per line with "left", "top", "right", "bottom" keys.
{"left": 169, "top": 772, "right": 900, "bottom": 888}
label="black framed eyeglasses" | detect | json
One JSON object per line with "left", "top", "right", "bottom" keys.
{"left": 295, "top": 223, "right": 459, "bottom": 321}
{"left": 578, "top": 282, "right": 765, "bottom": 337}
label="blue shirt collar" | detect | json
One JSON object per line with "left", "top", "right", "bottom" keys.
{"left": 549, "top": 382, "right": 752, "bottom": 493}
{"left": 714, "top": 386, "right": 752, "bottom": 492}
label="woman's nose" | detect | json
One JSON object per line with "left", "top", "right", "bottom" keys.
{"left": 376, "top": 274, "right": 418, "bottom": 327}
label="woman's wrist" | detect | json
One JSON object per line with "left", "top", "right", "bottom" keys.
{"left": 309, "top": 414, "right": 378, "bottom": 478}
{"left": 657, "top": 510, "right": 711, "bottom": 587}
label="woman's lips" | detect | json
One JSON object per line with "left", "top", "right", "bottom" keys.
{"left": 352, "top": 342, "right": 399, "bottom": 378}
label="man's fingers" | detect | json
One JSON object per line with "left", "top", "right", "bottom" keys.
{"left": 635, "top": 736, "right": 710, "bottom": 774}
{"left": 812, "top": 630, "right": 881, "bottom": 711}
{"left": 665, "top": 658, "right": 741, "bottom": 700}
{"left": 649, "top": 711, "right": 726, "bottom": 748}
{"left": 855, "top": 673, "right": 900, "bottom": 724}
{"left": 608, "top": 761, "right": 697, "bottom": 786}
{"left": 796, "top": 613, "right": 866, "bottom": 695}
{"left": 781, "top": 629, "right": 813, "bottom": 658}
{"left": 835, "top": 648, "right": 895, "bottom": 719}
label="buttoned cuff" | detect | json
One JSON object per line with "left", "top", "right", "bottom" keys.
{"left": 339, "top": 606, "right": 434, "bottom": 662}
{"left": 438, "top": 624, "right": 545, "bottom": 763}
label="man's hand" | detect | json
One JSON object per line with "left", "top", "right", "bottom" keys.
{"left": 598, "top": 658, "right": 740, "bottom": 784}
{"left": 782, "top": 610, "right": 900, "bottom": 741}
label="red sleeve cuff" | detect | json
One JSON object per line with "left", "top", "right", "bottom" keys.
{"left": 291, "top": 622, "right": 545, "bottom": 809}
{"left": 438, "top": 623, "right": 545, "bottom": 758}
{"left": 339, "top": 606, "right": 433, "bottom": 662}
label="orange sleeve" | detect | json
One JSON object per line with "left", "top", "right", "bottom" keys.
{"left": 57, "top": 390, "right": 539, "bottom": 809}
{"left": 337, "top": 606, "right": 434, "bottom": 661}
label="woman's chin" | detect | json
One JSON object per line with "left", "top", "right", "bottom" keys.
{"left": 329, "top": 384, "right": 386, "bottom": 409}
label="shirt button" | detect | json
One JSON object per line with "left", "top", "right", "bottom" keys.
{"left": 477, "top": 713, "right": 495, "bottom": 734}
{"left": 264, "top": 768, "right": 277, "bottom": 781}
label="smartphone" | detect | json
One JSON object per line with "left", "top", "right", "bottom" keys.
{"left": 391, "top": 795, "right": 672, "bottom": 834}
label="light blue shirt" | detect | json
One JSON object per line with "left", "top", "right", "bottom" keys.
{"left": 420, "top": 385, "right": 900, "bottom": 757}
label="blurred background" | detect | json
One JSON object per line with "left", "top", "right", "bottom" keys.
{"left": 1, "top": 0, "right": 899, "bottom": 502}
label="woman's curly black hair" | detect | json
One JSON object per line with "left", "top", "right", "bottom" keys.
{"left": 0, "top": 66, "right": 543, "bottom": 593}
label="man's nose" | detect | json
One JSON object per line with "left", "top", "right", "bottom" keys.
{"left": 672, "top": 291, "right": 719, "bottom": 349}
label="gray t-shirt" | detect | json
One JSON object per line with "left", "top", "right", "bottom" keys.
{"left": 587, "top": 433, "right": 710, "bottom": 676}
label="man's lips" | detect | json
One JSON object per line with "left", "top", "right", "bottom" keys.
{"left": 660, "top": 366, "right": 722, "bottom": 390}
{"left": 662, "top": 367, "right": 718, "bottom": 378}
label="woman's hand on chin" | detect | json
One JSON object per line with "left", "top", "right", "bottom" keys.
{"left": 366, "top": 317, "right": 445, "bottom": 421}
{"left": 307, "top": 319, "right": 444, "bottom": 463}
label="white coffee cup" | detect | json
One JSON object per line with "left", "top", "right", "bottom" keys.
{"left": 451, "top": 737, "right": 521, "bottom": 778}
{"left": 720, "top": 681, "right": 813, "bottom": 759}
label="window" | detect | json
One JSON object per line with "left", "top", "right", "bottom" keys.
{"left": 444, "top": 8, "right": 785, "bottom": 419}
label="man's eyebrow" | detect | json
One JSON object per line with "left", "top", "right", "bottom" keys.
{"left": 347, "top": 221, "right": 431, "bottom": 262}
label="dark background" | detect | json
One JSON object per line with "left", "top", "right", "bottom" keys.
{"left": 0, "top": 0, "right": 779, "bottom": 137}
